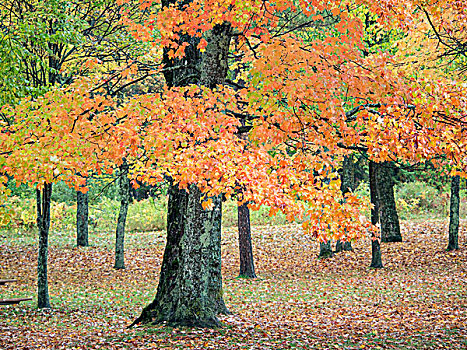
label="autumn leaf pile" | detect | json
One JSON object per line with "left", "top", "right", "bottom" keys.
{"left": 1, "top": 220, "right": 465, "bottom": 349}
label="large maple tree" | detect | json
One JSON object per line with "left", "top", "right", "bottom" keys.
{"left": 1, "top": 0, "right": 466, "bottom": 326}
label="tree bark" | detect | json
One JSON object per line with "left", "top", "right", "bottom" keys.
{"left": 369, "top": 161, "right": 383, "bottom": 268}
{"left": 447, "top": 175, "right": 460, "bottom": 251}
{"left": 114, "top": 160, "right": 130, "bottom": 269}
{"left": 76, "top": 185, "right": 89, "bottom": 247}
{"left": 336, "top": 155, "right": 354, "bottom": 252}
{"left": 319, "top": 241, "right": 333, "bottom": 258}
{"left": 238, "top": 200, "right": 256, "bottom": 278}
{"left": 132, "top": 10, "right": 232, "bottom": 327}
{"left": 375, "top": 161, "right": 402, "bottom": 243}
{"left": 36, "top": 183, "right": 52, "bottom": 308}
{"left": 132, "top": 184, "right": 227, "bottom": 327}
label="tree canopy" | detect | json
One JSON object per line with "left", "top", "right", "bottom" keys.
{"left": 1, "top": 0, "right": 466, "bottom": 242}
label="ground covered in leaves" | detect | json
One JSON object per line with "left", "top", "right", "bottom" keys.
{"left": 1, "top": 220, "right": 466, "bottom": 349}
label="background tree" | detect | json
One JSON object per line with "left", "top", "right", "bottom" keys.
{"left": 114, "top": 159, "right": 130, "bottom": 269}
{"left": 76, "top": 179, "right": 89, "bottom": 247}
{"left": 237, "top": 192, "right": 257, "bottom": 278}
{"left": 447, "top": 175, "right": 461, "bottom": 251}
{"left": 369, "top": 160, "right": 383, "bottom": 268}
{"left": 319, "top": 241, "right": 333, "bottom": 259}
{"left": 0, "top": 0, "right": 151, "bottom": 308}
{"left": 375, "top": 162, "right": 402, "bottom": 243}
{"left": 0, "top": 0, "right": 88, "bottom": 308}
{"left": 336, "top": 155, "right": 356, "bottom": 252}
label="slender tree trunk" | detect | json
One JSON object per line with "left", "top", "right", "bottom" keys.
{"left": 336, "top": 155, "right": 354, "bottom": 252}
{"left": 132, "top": 16, "right": 232, "bottom": 327}
{"left": 375, "top": 161, "right": 402, "bottom": 243}
{"left": 369, "top": 161, "right": 383, "bottom": 268}
{"left": 335, "top": 240, "right": 353, "bottom": 252}
{"left": 36, "top": 183, "right": 52, "bottom": 308}
{"left": 447, "top": 175, "right": 460, "bottom": 251}
{"left": 114, "top": 160, "right": 130, "bottom": 269}
{"left": 238, "top": 200, "right": 256, "bottom": 278}
{"left": 76, "top": 184, "right": 89, "bottom": 247}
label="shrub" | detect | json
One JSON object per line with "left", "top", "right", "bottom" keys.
{"left": 222, "top": 199, "right": 288, "bottom": 227}
{"left": 395, "top": 181, "right": 448, "bottom": 219}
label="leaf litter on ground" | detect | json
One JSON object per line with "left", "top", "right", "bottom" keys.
{"left": 0, "top": 219, "right": 466, "bottom": 349}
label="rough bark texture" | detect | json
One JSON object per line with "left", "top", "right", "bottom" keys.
{"left": 319, "top": 241, "right": 333, "bottom": 259}
{"left": 369, "top": 161, "right": 383, "bottom": 268}
{"left": 114, "top": 160, "right": 130, "bottom": 269}
{"left": 132, "top": 10, "right": 232, "bottom": 327}
{"left": 447, "top": 175, "right": 460, "bottom": 251}
{"left": 76, "top": 187, "right": 89, "bottom": 247}
{"left": 133, "top": 185, "right": 226, "bottom": 327}
{"left": 375, "top": 161, "right": 402, "bottom": 243}
{"left": 199, "top": 24, "right": 232, "bottom": 89}
{"left": 36, "top": 183, "right": 52, "bottom": 308}
{"left": 238, "top": 201, "right": 256, "bottom": 278}
{"left": 336, "top": 155, "right": 354, "bottom": 252}
{"left": 161, "top": 0, "right": 201, "bottom": 88}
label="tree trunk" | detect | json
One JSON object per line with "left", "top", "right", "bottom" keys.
{"left": 36, "top": 183, "right": 52, "bottom": 308}
{"left": 114, "top": 160, "right": 130, "bottom": 269}
{"left": 238, "top": 201, "right": 256, "bottom": 278}
{"left": 336, "top": 155, "right": 354, "bottom": 252}
{"left": 132, "top": 16, "right": 232, "bottom": 327}
{"left": 76, "top": 186, "right": 89, "bottom": 247}
{"left": 447, "top": 175, "right": 460, "bottom": 251}
{"left": 335, "top": 240, "right": 352, "bottom": 252}
{"left": 375, "top": 161, "right": 402, "bottom": 243}
{"left": 132, "top": 184, "right": 227, "bottom": 327}
{"left": 369, "top": 161, "right": 383, "bottom": 268}
{"left": 319, "top": 241, "right": 333, "bottom": 258}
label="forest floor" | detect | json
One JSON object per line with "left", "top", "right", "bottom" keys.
{"left": 0, "top": 220, "right": 466, "bottom": 349}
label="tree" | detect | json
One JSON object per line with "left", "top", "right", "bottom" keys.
{"left": 130, "top": 1, "right": 232, "bottom": 326}
{"left": 319, "top": 241, "right": 333, "bottom": 259}
{"left": 36, "top": 183, "right": 53, "bottom": 308}
{"left": 238, "top": 197, "right": 257, "bottom": 278}
{"left": 114, "top": 159, "right": 130, "bottom": 269}
{"left": 447, "top": 175, "right": 460, "bottom": 251}
{"left": 375, "top": 162, "right": 402, "bottom": 243}
{"left": 369, "top": 161, "right": 383, "bottom": 268}
{"left": 336, "top": 155, "right": 355, "bottom": 252}
{"left": 0, "top": 0, "right": 150, "bottom": 307}
{"left": 76, "top": 180, "right": 89, "bottom": 247}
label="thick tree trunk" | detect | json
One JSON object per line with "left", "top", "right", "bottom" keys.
{"left": 374, "top": 161, "right": 402, "bottom": 243}
{"left": 132, "top": 15, "right": 232, "bottom": 327}
{"left": 369, "top": 161, "right": 383, "bottom": 268}
{"left": 336, "top": 155, "right": 354, "bottom": 252}
{"left": 447, "top": 175, "right": 460, "bottom": 251}
{"left": 36, "top": 183, "right": 52, "bottom": 308}
{"left": 76, "top": 186, "right": 89, "bottom": 247}
{"left": 238, "top": 201, "right": 256, "bottom": 278}
{"left": 114, "top": 160, "right": 130, "bottom": 269}
{"left": 132, "top": 184, "right": 227, "bottom": 327}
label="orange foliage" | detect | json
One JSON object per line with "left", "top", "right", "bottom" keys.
{"left": 1, "top": 0, "right": 467, "bottom": 242}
